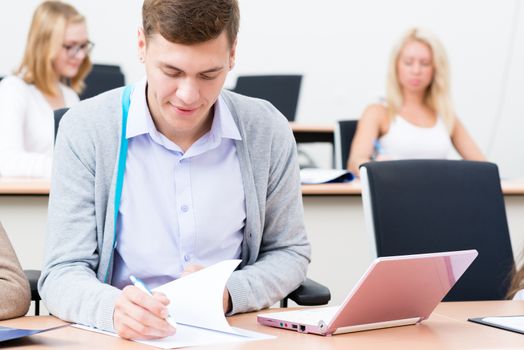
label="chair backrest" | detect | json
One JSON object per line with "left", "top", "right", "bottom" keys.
{"left": 24, "top": 269, "right": 41, "bottom": 315}
{"left": 360, "top": 159, "right": 514, "bottom": 301}
{"left": 54, "top": 108, "right": 69, "bottom": 143}
{"left": 334, "top": 120, "right": 358, "bottom": 169}
{"left": 80, "top": 64, "right": 125, "bottom": 100}
{"left": 232, "top": 75, "right": 302, "bottom": 121}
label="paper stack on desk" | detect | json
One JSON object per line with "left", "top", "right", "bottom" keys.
{"left": 0, "top": 325, "right": 68, "bottom": 342}
{"left": 468, "top": 315, "right": 524, "bottom": 335}
{"left": 75, "top": 259, "right": 273, "bottom": 349}
{"left": 300, "top": 168, "right": 354, "bottom": 184}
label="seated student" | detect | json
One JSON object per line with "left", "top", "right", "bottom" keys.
{"left": 39, "top": 0, "right": 310, "bottom": 340}
{"left": 0, "top": 223, "right": 31, "bottom": 319}
{"left": 348, "top": 28, "right": 485, "bottom": 176}
{"left": 0, "top": 1, "right": 92, "bottom": 178}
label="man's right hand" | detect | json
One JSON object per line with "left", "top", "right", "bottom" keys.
{"left": 113, "top": 285, "right": 176, "bottom": 340}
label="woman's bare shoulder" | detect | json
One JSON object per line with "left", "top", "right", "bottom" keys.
{"left": 361, "top": 103, "right": 388, "bottom": 126}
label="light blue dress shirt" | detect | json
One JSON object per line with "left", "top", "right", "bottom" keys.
{"left": 112, "top": 79, "right": 245, "bottom": 289}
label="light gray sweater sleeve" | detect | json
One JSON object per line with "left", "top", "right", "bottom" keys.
{"left": 226, "top": 106, "right": 311, "bottom": 313}
{"left": 38, "top": 111, "right": 120, "bottom": 332}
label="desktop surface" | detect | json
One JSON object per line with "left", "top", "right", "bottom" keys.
{"left": 1, "top": 301, "right": 523, "bottom": 349}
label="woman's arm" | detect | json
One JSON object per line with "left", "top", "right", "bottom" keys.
{"left": 348, "top": 104, "right": 388, "bottom": 176}
{"left": 450, "top": 118, "right": 485, "bottom": 161}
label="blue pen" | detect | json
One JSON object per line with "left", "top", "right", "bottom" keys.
{"left": 129, "top": 275, "right": 178, "bottom": 328}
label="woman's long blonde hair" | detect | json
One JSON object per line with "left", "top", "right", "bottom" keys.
{"left": 16, "top": 1, "right": 91, "bottom": 96}
{"left": 507, "top": 253, "right": 524, "bottom": 299}
{"left": 385, "top": 28, "right": 455, "bottom": 133}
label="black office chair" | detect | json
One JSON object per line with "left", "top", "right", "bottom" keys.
{"left": 360, "top": 160, "right": 514, "bottom": 301}
{"left": 24, "top": 270, "right": 41, "bottom": 315}
{"left": 281, "top": 278, "right": 330, "bottom": 307}
{"left": 80, "top": 64, "right": 125, "bottom": 100}
{"left": 53, "top": 107, "right": 331, "bottom": 307}
{"left": 54, "top": 108, "right": 69, "bottom": 143}
{"left": 232, "top": 75, "right": 302, "bottom": 122}
{"left": 334, "top": 120, "right": 358, "bottom": 169}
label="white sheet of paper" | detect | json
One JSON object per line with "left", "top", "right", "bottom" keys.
{"left": 72, "top": 324, "right": 274, "bottom": 349}
{"left": 300, "top": 168, "right": 353, "bottom": 184}
{"left": 137, "top": 325, "right": 274, "bottom": 349}
{"left": 72, "top": 259, "right": 275, "bottom": 348}
{"left": 483, "top": 316, "right": 524, "bottom": 331}
{"left": 153, "top": 259, "right": 241, "bottom": 335}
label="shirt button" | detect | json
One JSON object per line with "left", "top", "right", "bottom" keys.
{"left": 184, "top": 254, "right": 191, "bottom": 262}
{"left": 181, "top": 204, "right": 189, "bottom": 212}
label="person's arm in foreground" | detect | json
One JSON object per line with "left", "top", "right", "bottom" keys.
{"left": 0, "top": 223, "right": 31, "bottom": 319}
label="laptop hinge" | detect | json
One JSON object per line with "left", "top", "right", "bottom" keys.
{"left": 329, "top": 317, "right": 423, "bottom": 335}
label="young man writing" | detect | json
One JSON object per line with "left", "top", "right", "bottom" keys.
{"left": 39, "top": 0, "right": 310, "bottom": 340}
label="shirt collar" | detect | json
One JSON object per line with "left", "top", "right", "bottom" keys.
{"left": 125, "top": 78, "right": 241, "bottom": 143}
{"left": 126, "top": 78, "right": 152, "bottom": 139}
{"left": 210, "top": 95, "right": 242, "bottom": 142}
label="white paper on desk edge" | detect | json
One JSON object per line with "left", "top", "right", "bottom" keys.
{"left": 300, "top": 168, "right": 352, "bottom": 184}
{"left": 72, "top": 323, "right": 274, "bottom": 350}
{"left": 482, "top": 316, "right": 524, "bottom": 330}
{"left": 153, "top": 259, "right": 241, "bottom": 335}
{"left": 138, "top": 324, "right": 274, "bottom": 349}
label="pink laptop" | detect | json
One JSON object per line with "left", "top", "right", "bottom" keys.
{"left": 257, "top": 250, "right": 478, "bottom": 336}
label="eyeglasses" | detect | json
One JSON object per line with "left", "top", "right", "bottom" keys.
{"left": 62, "top": 41, "right": 94, "bottom": 58}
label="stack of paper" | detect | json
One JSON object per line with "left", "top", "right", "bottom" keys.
{"left": 469, "top": 315, "right": 524, "bottom": 335}
{"left": 300, "top": 168, "right": 354, "bottom": 184}
{"left": 75, "top": 260, "right": 274, "bottom": 349}
{"left": 0, "top": 325, "right": 68, "bottom": 342}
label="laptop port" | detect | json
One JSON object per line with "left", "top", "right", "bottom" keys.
{"left": 299, "top": 325, "right": 306, "bottom": 332}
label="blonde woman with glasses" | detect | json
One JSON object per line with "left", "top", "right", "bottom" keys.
{"left": 348, "top": 28, "right": 484, "bottom": 176}
{"left": 0, "top": 1, "right": 92, "bottom": 178}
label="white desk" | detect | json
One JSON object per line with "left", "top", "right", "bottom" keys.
{"left": 290, "top": 122, "right": 334, "bottom": 143}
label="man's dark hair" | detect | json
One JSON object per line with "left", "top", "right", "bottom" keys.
{"left": 142, "top": 0, "right": 239, "bottom": 47}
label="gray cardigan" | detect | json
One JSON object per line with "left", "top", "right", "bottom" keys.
{"left": 39, "top": 88, "right": 311, "bottom": 332}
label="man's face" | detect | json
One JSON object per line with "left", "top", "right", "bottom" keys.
{"left": 138, "top": 29, "right": 236, "bottom": 146}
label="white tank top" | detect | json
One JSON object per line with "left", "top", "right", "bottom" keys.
{"left": 378, "top": 115, "right": 453, "bottom": 160}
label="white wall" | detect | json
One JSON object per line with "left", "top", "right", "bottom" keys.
{"left": 1, "top": 0, "right": 523, "bottom": 176}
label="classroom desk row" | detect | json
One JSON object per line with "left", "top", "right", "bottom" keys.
{"left": 2, "top": 301, "right": 523, "bottom": 349}
{"left": 289, "top": 122, "right": 335, "bottom": 143}
{"left": 2, "top": 178, "right": 524, "bottom": 307}
{"left": 4, "top": 177, "right": 523, "bottom": 196}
